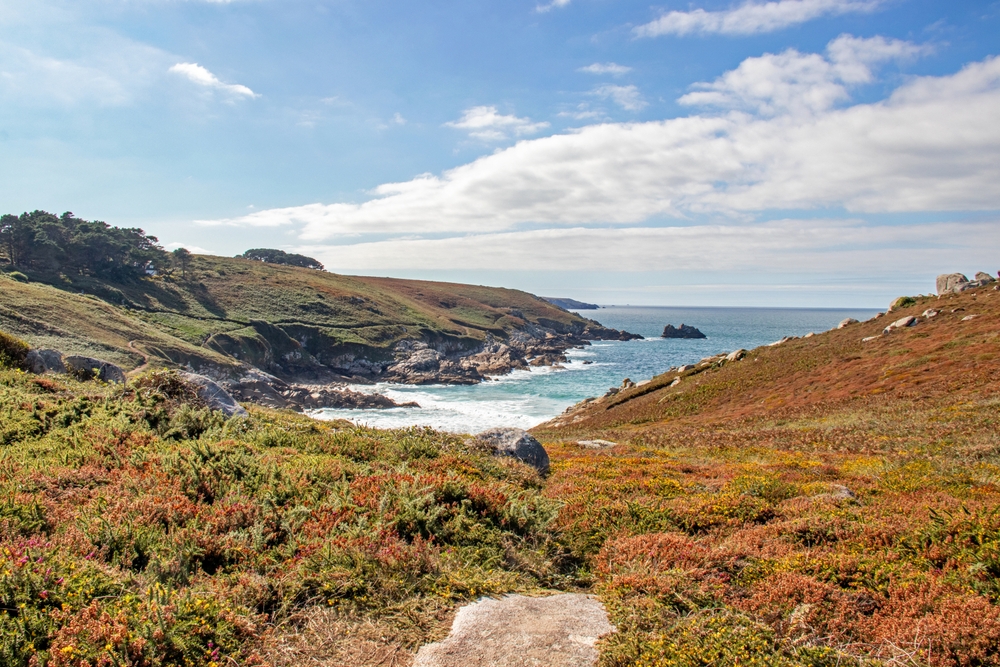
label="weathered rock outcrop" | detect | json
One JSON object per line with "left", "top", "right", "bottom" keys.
{"left": 178, "top": 372, "right": 248, "bottom": 418}
{"left": 25, "top": 349, "right": 66, "bottom": 375}
{"left": 63, "top": 356, "right": 126, "bottom": 384}
{"left": 413, "top": 594, "right": 613, "bottom": 667}
{"left": 661, "top": 324, "right": 706, "bottom": 339}
{"left": 975, "top": 272, "right": 996, "bottom": 283}
{"left": 221, "top": 369, "right": 418, "bottom": 411}
{"left": 937, "top": 272, "right": 997, "bottom": 295}
{"left": 938, "top": 273, "right": 970, "bottom": 294}
{"left": 837, "top": 318, "right": 859, "bottom": 329}
{"left": 474, "top": 427, "right": 550, "bottom": 475}
{"left": 883, "top": 315, "right": 917, "bottom": 334}
{"left": 381, "top": 323, "right": 639, "bottom": 385}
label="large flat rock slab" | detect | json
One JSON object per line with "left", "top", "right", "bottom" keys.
{"left": 413, "top": 593, "right": 613, "bottom": 667}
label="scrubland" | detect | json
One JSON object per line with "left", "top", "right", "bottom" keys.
{"left": 535, "top": 287, "right": 1000, "bottom": 666}
{"left": 2, "top": 285, "right": 999, "bottom": 666}
{"left": 0, "top": 362, "right": 570, "bottom": 666}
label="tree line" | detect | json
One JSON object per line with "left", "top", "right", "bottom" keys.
{"left": 0, "top": 210, "right": 167, "bottom": 280}
{"left": 0, "top": 209, "right": 327, "bottom": 280}
{"left": 240, "top": 248, "right": 324, "bottom": 270}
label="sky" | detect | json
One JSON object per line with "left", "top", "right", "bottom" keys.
{"left": 1, "top": 0, "right": 999, "bottom": 307}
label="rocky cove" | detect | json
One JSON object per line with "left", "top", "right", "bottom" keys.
{"left": 18, "top": 314, "right": 641, "bottom": 413}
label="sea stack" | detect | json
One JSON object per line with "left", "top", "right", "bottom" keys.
{"left": 661, "top": 324, "right": 706, "bottom": 339}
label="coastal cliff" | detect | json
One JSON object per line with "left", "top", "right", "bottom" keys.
{"left": 0, "top": 255, "right": 637, "bottom": 408}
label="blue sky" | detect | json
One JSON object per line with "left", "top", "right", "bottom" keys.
{"left": 2, "top": 0, "right": 999, "bottom": 306}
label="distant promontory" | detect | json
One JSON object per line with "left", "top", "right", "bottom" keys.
{"left": 543, "top": 297, "right": 599, "bottom": 310}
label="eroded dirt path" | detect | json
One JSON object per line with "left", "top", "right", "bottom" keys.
{"left": 412, "top": 593, "right": 614, "bottom": 667}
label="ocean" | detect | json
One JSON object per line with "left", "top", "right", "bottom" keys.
{"left": 312, "top": 306, "right": 880, "bottom": 433}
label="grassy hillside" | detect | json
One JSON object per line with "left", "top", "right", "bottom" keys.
{"left": 0, "top": 255, "right": 597, "bottom": 379}
{"left": 0, "top": 273, "right": 239, "bottom": 372}
{"left": 533, "top": 286, "right": 1000, "bottom": 666}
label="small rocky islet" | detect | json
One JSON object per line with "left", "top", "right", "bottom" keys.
{"left": 660, "top": 322, "right": 707, "bottom": 338}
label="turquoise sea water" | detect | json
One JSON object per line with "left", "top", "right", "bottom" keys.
{"left": 313, "top": 306, "right": 880, "bottom": 433}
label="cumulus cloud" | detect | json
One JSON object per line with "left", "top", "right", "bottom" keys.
{"left": 302, "top": 220, "right": 1000, "bottom": 274}
{"left": 199, "top": 42, "right": 1000, "bottom": 242}
{"left": 634, "top": 0, "right": 883, "bottom": 37}
{"left": 169, "top": 62, "right": 257, "bottom": 98}
{"left": 579, "top": 62, "right": 632, "bottom": 76}
{"left": 591, "top": 84, "right": 647, "bottom": 111}
{"left": 679, "top": 35, "right": 930, "bottom": 116}
{"left": 444, "top": 106, "right": 549, "bottom": 141}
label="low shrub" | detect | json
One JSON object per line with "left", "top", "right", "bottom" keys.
{"left": 0, "top": 370, "right": 568, "bottom": 665}
{"left": 0, "top": 330, "right": 30, "bottom": 370}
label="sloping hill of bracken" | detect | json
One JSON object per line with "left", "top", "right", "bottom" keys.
{"left": 533, "top": 285, "right": 1000, "bottom": 667}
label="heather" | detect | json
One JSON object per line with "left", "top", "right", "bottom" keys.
{"left": 535, "top": 287, "right": 1000, "bottom": 667}
{"left": 4, "top": 285, "right": 1000, "bottom": 666}
{"left": 0, "top": 362, "right": 570, "bottom": 666}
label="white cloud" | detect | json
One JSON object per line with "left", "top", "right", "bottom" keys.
{"left": 536, "top": 0, "right": 571, "bottom": 13}
{"left": 579, "top": 62, "right": 632, "bottom": 76}
{"left": 0, "top": 43, "right": 129, "bottom": 106}
{"left": 199, "top": 43, "right": 1000, "bottom": 242}
{"left": 168, "top": 62, "right": 257, "bottom": 98}
{"left": 303, "top": 220, "right": 1000, "bottom": 275}
{"left": 634, "top": 0, "right": 883, "bottom": 37}
{"left": 444, "top": 106, "right": 549, "bottom": 141}
{"left": 392, "top": 112, "right": 407, "bottom": 125}
{"left": 0, "top": 34, "right": 168, "bottom": 107}
{"left": 558, "top": 103, "right": 607, "bottom": 121}
{"left": 591, "top": 84, "right": 647, "bottom": 111}
{"left": 679, "top": 35, "right": 929, "bottom": 116}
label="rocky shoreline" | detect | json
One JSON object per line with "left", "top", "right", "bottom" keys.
{"left": 379, "top": 323, "right": 640, "bottom": 385}
{"left": 20, "top": 317, "right": 641, "bottom": 413}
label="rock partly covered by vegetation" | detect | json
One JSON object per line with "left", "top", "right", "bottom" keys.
{"left": 474, "top": 428, "right": 551, "bottom": 475}
{"left": 660, "top": 323, "right": 706, "bottom": 339}
{"left": 224, "top": 369, "right": 419, "bottom": 411}
{"left": 63, "top": 355, "right": 127, "bottom": 384}
{"left": 177, "top": 371, "right": 249, "bottom": 418}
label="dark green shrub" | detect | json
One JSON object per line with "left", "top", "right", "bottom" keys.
{"left": 0, "top": 330, "right": 30, "bottom": 370}
{"left": 7, "top": 271, "right": 28, "bottom": 283}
